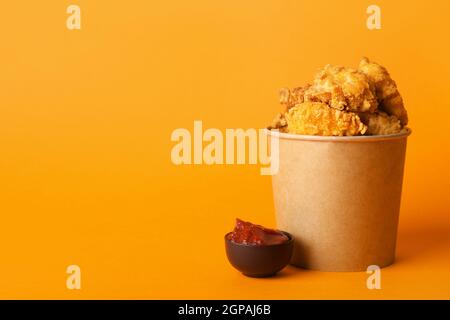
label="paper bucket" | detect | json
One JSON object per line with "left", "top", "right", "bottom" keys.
{"left": 268, "top": 129, "right": 411, "bottom": 271}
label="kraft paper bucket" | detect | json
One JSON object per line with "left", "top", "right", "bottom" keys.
{"left": 268, "top": 129, "right": 411, "bottom": 271}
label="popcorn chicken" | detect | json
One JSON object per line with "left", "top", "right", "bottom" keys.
{"left": 267, "top": 112, "right": 288, "bottom": 133}
{"left": 359, "top": 57, "right": 408, "bottom": 125}
{"left": 357, "top": 111, "right": 402, "bottom": 135}
{"left": 285, "top": 102, "right": 367, "bottom": 136}
{"left": 279, "top": 85, "right": 311, "bottom": 112}
{"left": 268, "top": 58, "right": 409, "bottom": 136}
{"left": 305, "top": 64, "right": 378, "bottom": 113}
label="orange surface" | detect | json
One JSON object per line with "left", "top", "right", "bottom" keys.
{"left": 1, "top": 0, "right": 450, "bottom": 299}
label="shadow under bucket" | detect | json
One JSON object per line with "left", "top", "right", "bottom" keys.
{"left": 267, "top": 129, "right": 411, "bottom": 272}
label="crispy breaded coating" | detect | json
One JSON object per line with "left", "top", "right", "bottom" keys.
{"left": 359, "top": 57, "right": 408, "bottom": 125}
{"left": 267, "top": 112, "right": 288, "bottom": 132}
{"left": 305, "top": 64, "right": 378, "bottom": 113}
{"left": 285, "top": 102, "right": 367, "bottom": 136}
{"left": 279, "top": 85, "right": 311, "bottom": 112}
{"left": 269, "top": 58, "right": 408, "bottom": 136}
{"left": 358, "top": 111, "right": 402, "bottom": 135}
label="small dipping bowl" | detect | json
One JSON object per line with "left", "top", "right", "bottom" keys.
{"left": 225, "top": 231, "right": 294, "bottom": 277}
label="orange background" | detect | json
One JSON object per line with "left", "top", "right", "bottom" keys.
{"left": 1, "top": 0, "right": 450, "bottom": 299}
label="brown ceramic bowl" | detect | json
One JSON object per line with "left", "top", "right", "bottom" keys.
{"left": 225, "top": 231, "right": 294, "bottom": 277}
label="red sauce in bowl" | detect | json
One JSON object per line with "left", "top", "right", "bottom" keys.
{"left": 227, "top": 218, "right": 289, "bottom": 245}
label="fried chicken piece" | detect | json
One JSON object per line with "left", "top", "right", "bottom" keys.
{"left": 357, "top": 111, "right": 402, "bottom": 135}
{"left": 267, "top": 112, "right": 288, "bottom": 132}
{"left": 285, "top": 102, "right": 367, "bottom": 136}
{"left": 304, "top": 64, "right": 378, "bottom": 113}
{"left": 279, "top": 85, "right": 311, "bottom": 112}
{"left": 359, "top": 57, "right": 408, "bottom": 125}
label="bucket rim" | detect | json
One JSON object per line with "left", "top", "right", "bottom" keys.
{"left": 265, "top": 127, "right": 411, "bottom": 142}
